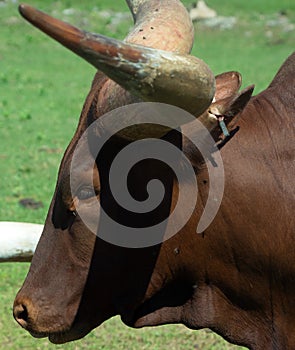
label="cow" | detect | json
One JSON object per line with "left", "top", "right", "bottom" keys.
{"left": 13, "top": 1, "right": 295, "bottom": 349}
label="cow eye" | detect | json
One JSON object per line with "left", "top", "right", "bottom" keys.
{"left": 77, "top": 187, "right": 96, "bottom": 200}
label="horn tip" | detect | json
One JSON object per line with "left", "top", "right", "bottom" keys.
{"left": 19, "top": 3, "right": 37, "bottom": 21}
{"left": 18, "top": 3, "right": 28, "bottom": 14}
{"left": 19, "top": 3, "right": 30, "bottom": 18}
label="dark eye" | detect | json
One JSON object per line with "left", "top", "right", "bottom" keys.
{"left": 77, "top": 187, "right": 96, "bottom": 200}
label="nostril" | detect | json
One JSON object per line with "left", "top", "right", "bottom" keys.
{"left": 14, "top": 303, "right": 29, "bottom": 328}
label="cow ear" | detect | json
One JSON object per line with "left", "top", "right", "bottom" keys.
{"left": 201, "top": 84, "right": 255, "bottom": 145}
{"left": 214, "top": 71, "right": 242, "bottom": 101}
{"left": 177, "top": 74, "right": 254, "bottom": 167}
{"left": 210, "top": 84, "right": 255, "bottom": 118}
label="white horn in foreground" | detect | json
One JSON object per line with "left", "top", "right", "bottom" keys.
{"left": 0, "top": 222, "right": 43, "bottom": 262}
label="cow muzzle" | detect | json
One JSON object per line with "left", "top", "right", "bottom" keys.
{"left": 13, "top": 298, "right": 48, "bottom": 337}
{"left": 13, "top": 294, "right": 72, "bottom": 339}
{"left": 13, "top": 299, "right": 86, "bottom": 343}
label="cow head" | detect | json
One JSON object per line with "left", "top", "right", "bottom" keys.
{"left": 13, "top": 0, "right": 253, "bottom": 344}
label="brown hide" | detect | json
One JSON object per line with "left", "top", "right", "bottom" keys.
{"left": 13, "top": 1, "right": 295, "bottom": 349}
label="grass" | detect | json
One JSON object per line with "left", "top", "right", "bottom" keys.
{"left": 0, "top": 0, "right": 294, "bottom": 349}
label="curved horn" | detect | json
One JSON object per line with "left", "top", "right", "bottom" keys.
{"left": 19, "top": 2, "right": 215, "bottom": 137}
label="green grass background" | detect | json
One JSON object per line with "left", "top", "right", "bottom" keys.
{"left": 0, "top": 0, "right": 294, "bottom": 349}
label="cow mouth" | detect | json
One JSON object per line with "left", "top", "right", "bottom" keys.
{"left": 28, "top": 330, "right": 70, "bottom": 344}
{"left": 29, "top": 331, "right": 48, "bottom": 339}
{"left": 28, "top": 323, "right": 92, "bottom": 344}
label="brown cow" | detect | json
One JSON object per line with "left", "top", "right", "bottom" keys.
{"left": 13, "top": 1, "right": 295, "bottom": 349}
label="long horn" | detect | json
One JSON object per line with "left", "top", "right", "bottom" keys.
{"left": 19, "top": 3, "right": 215, "bottom": 120}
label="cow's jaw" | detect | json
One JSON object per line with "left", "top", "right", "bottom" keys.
{"left": 47, "top": 323, "right": 94, "bottom": 344}
{"left": 119, "top": 271, "right": 196, "bottom": 328}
